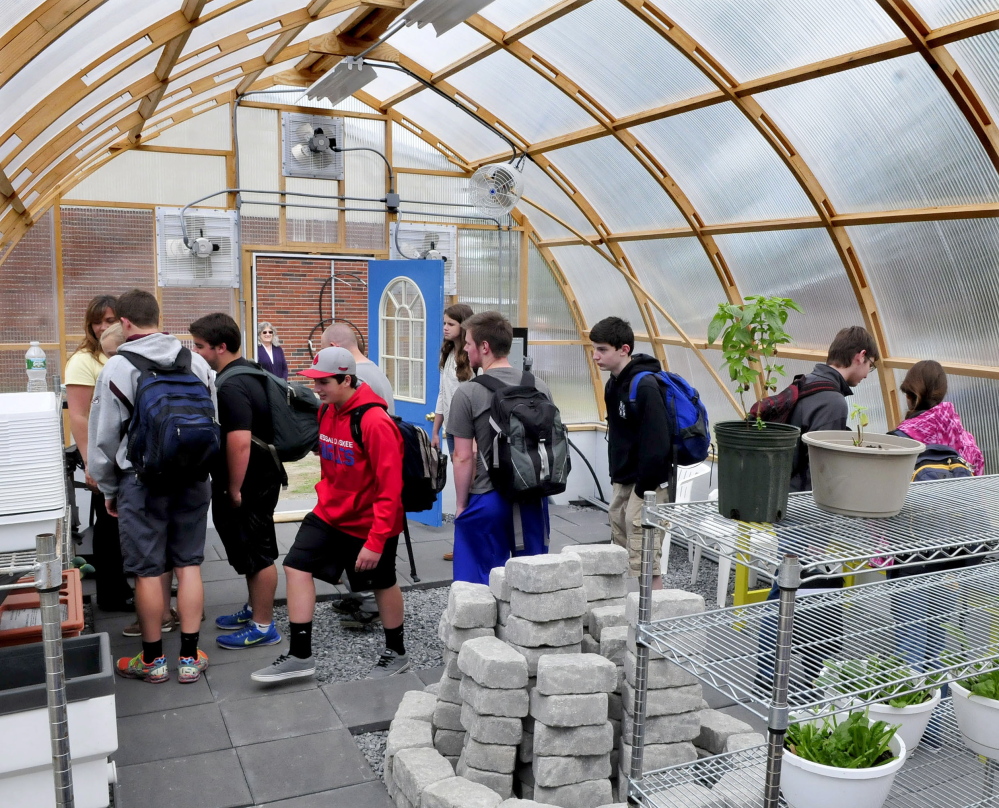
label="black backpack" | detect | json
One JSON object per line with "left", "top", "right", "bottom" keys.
{"left": 889, "top": 432, "right": 974, "bottom": 482}
{"left": 122, "top": 349, "right": 220, "bottom": 489}
{"left": 348, "top": 403, "right": 447, "bottom": 513}
{"left": 472, "top": 371, "right": 570, "bottom": 502}
{"left": 217, "top": 363, "right": 320, "bottom": 467}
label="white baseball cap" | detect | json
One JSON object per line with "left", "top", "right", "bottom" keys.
{"left": 300, "top": 346, "right": 356, "bottom": 378}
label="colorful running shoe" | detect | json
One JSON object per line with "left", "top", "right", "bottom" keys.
{"left": 215, "top": 603, "right": 253, "bottom": 630}
{"left": 178, "top": 649, "right": 209, "bottom": 684}
{"left": 216, "top": 622, "right": 282, "bottom": 650}
{"left": 116, "top": 652, "right": 169, "bottom": 683}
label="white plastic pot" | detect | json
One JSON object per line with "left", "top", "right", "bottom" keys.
{"left": 868, "top": 688, "right": 941, "bottom": 754}
{"left": 951, "top": 681, "right": 999, "bottom": 759}
{"left": 802, "top": 431, "right": 924, "bottom": 518}
{"left": 781, "top": 731, "right": 906, "bottom": 808}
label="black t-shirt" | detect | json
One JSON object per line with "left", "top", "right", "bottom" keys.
{"left": 214, "top": 358, "right": 281, "bottom": 492}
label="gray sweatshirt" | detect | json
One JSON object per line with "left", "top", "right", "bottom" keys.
{"left": 87, "top": 333, "right": 216, "bottom": 498}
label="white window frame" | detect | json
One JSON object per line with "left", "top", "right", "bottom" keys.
{"left": 379, "top": 275, "right": 426, "bottom": 403}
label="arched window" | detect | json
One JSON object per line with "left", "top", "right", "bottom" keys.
{"left": 379, "top": 276, "right": 426, "bottom": 402}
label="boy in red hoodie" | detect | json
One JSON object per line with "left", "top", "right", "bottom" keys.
{"left": 252, "top": 347, "right": 408, "bottom": 682}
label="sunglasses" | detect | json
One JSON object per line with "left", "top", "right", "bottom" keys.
{"left": 261, "top": 330, "right": 273, "bottom": 334}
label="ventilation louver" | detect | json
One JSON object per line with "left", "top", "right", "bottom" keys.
{"left": 281, "top": 112, "right": 345, "bottom": 180}
{"left": 156, "top": 207, "right": 239, "bottom": 288}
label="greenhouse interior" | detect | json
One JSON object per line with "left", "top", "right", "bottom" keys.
{"left": 1, "top": 1, "right": 999, "bottom": 807}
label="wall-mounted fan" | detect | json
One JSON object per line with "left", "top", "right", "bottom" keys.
{"left": 390, "top": 222, "right": 457, "bottom": 295}
{"left": 470, "top": 162, "right": 524, "bottom": 216}
{"left": 281, "top": 112, "right": 345, "bottom": 180}
{"left": 156, "top": 207, "right": 239, "bottom": 288}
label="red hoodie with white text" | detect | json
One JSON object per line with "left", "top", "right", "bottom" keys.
{"left": 312, "top": 384, "right": 404, "bottom": 553}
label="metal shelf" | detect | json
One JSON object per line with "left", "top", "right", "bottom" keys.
{"left": 630, "top": 698, "right": 997, "bottom": 808}
{"left": 637, "top": 560, "right": 999, "bottom": 720}
{"left": 652, "top": 475, "right": 999, "bottom": 579}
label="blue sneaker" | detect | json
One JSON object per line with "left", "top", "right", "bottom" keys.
{"left": 216, "top": 622, "right": 282, "bottom": 650}
{"left": 215, "top": 604, "right": 253, "bottom": 630}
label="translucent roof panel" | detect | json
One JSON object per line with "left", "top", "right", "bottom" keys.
{"left": 395, "top": 91, "right": 511, "bottom": 162}
{"left": 519, "top": 160, "right": 597, "bottom": 236}
{"left": 288, "top": 9, "right": 355, "bottom": 47}
{"left": 661, "top": 0, "right": 902, "bottom": 82}
{"left": 906, "top": 0, "right": 999, "bottom": 28}
{"left": 446, "top": 50, "right": 599, "bottom": 145}
{"left": 479, "top": 0, "right": 563, "bottom": 31}
{"left": 665, "top": 345, "right": 740, "bottom": 423}
{"left": 389, "top": 21, "right": 490, "bottom": 73}
{"left": 364, "top": 68, "right": 421, "bottom": 103}
{"left": 520, "top": 0, "right": 718, "bottom": 119}
{"left": 547, "top": 244, "right": 644, "bottom": 329}
{"left": 392, "top": 123, "right": 459, "bottom": 171}
{"left": 949, "top": 31, "right": 999, "bottom": 125}
{"left": 0, "top": 1, "right": 49, "bottom": 38}
{"left": 182, "top": 0, "right": 308, "bottom": 56}
{"left": 528, "top": 242, "right": 578, "bottom": 340}
{"left": 712, "top": 229, "right": 863, "bottom": 351}
{"left": 153, "top": 105, "right": 231, "bottom": 150}
{"left": 547, "top": 138, "right": 688, "bottom": 232}
{"left": 847, "top": 219, "right": 999, "bottom": 366}
{"left": 631, "top": 103, "right": 815, "bottom": 224}
{"left": 173, "top": 36, "right": 275, "bottom": 87}
{"left": 758, "top": 54, "right": 999, "bottom": 212}
{"left": 517, "top": 199, "right": 577, "bottom": 241}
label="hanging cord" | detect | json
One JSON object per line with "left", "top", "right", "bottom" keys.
{"left": 568, "top": 437, "right": 606, "bottom": 504}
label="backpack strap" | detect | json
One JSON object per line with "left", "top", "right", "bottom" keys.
{"left": 349, "top": 401, "right": 388, "bottom": 453}
{"left": 627, "top": 370, "right": 655, "bottom": 404}
{"left": 215, "top": 362, "right": 269, "bottom": 387}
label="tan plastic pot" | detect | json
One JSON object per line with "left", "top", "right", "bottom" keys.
{"left": 801, "top": 431, "right": 924, "bottom": 518}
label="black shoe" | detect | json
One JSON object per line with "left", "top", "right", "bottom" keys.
{"left": 339, "top": 608, "right": 381, "bottom": 630}
{"left": 329, "top": 596, "right": 364, "bottom": 616}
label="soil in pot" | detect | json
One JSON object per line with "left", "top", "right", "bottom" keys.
{"left": 715, "top": 421, "right": 800, "bottom": 523}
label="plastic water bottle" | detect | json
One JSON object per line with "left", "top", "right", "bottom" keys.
{"left": 25, "top": 341, "right": 47, "bottom": 392}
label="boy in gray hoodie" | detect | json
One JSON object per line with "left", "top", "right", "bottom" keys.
{"left": 88, "top": 289, "right": 217, "bottom": 684}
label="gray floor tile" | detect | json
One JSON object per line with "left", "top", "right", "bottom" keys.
{"left": 221, "top": 688, "right": 344, "bottom": 747}
{"left": 259, "top": 781, "right": 393, "bottom": 808}
{"left": 205, "top": 577, "right": 255, "bottom": 606}
{"left": 206, "top": 655, "right": 320, "bottom": 702}
{"left": 116, "top": 702, "right": 232, "bottom": 766}
{"left": 114, "top": 663, "right": 215, "bottom": 717}
{"left": 416, "top": 665, "right": 444, "bottom": 686}
{"left": 201, "top": 558, "right": 240, "bottom": 582}
{"left": 237, "top": 729, "right": 376, "bottom": 804}
{"left": 322, "top": 672, "right": 425, "bottom": 733}
{"left": 117, "top": 748, "right": 251, "bottom": 808}
{"left": 394, "top": 538, "right": 454, "bottom": 587}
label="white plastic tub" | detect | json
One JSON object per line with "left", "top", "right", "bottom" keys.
{"left": 867, "top": 688, "right": 941, "bottom": 754}
{"left": 951, "top": 681, "right": 999, "bottom": 759}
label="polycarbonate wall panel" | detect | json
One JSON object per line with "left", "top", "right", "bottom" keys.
{"left": 392, "top": 123, "right": 457, "bottom": 171}
{"left": 518, "top": 200, "right": 577, "bottom": 241}
{"left": 153, "top": 105, "right": 231, "bottom": 150}
{"left": 624, "top": 237, "right": 722, "bottom": 339}
{"left": 480, "top": 0, "right": 562, "bottom": 31}
{"left": 390, "top": 22, "right": 488, "bottom": 72}
{"left": 286, "top": 177, "right": 339, "bottom": 244}
{"left": 447, "top": 50, "right": 598, "bottom": 144}
{"left": 528, "top": 242, "right": 577, "bottom": 340}
{"left": 665, "top": 345, "right": 741, "bottom": 425}
{"left": 343, "top": 118, "right": 387, "bottom": 250}
{"left": 847, "top": 219, "right": 999, "bottom": 366}
{"left": 548, "top": 245, "right": 644, "bottom": 330}
{"left": 397, "top": 174, "right": 473, "bottom": 220}
{"left": 949, "top": 31, "right": 999, "bottom": 124}
{"left": 712, "top": 230, "right": 864, "bottom": 351}
{"left": 530, "top": 344, "right": 599, "bottom": 423}
{"left": 632, "top": 104, "right": 815, "bottom": 224}
{"left": 236, "top": 106, "right": 279, "bottom": 221}
{"left": 456, "top": 229, "right": 520, "bottom": 323}
{"left": 519, "top": 160, "right": 596, "bottom": 236}
{"left": 893, "top": 369, "right": 999, "bottom": 471}
{"left": 661, "top": 0, "right": 902, "bottom": 82}
{"left": 907, "top": 0, "right": 999, "bottom": 27}
{"left": 522, "top": 0, "right": 717, "bottom": 119}
{"left": 67, "top": 151, "right": 227, "bottom": 206}
{"left": 758, "top": 54, "right": 999, "bottom": 212}
{"left": 547, "top": 139, "right": 688, "bottom": 232}
{"left": 395, "top": 91, "right": 511, "bottom": 162}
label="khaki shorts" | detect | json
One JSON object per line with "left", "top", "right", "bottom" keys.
{"left": 609, "top": 482, "right": 669, "bottom": 577}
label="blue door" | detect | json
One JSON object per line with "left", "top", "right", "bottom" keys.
{"left": 367, "top": 259, "right": 444, "bottom": 527}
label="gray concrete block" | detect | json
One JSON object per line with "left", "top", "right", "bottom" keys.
{"left": 587, "top": 604, "right": 628, "bottom": 641}
{"left": 421, "top": 775, "right": 504, "bottom": 808}
{"left": 518, "top": 727, "right": 533, "bottom": 763}
{"left": 599, "top": 626, "right": 627, "bottom": 665}
{"left": 447, "top": 581, "right": 498, "bottom": 629}
{"left": 620, "top": 741, "right": 698, "bottom": 772}
{"left": 461, "top": 703, "right": 524, "bottom": 746}
{"left": 397, "top": 690, "right": 438, "bottom": 723}
{"left": 504, "top": 641, "right": 582, "bottom": 676}
{"left": 581, "top": 633, "right": 599, "bottom": 654}
{"left": 624, "top": 652, "right": 699, "bottom": 688}
{"left": 464, "top": 737, "right": 518, "bottom": 773}
{"left": 607, "top": 692, "right": 622, "bottom": 721}
{"left": 498, "top": 799, "right": 551, "bottom": 808}
{"left": 489, "top": 566, "right": 511, "bottom": 602}
{"left": 594, "top": 804, "right": 628, "bottom": 808}
{"left": 433, "top": 701, "right": 465, "bottom": 731}
{"left": 535, "top": 653, "right": 618, "bottom": 695}
{"left": 625, "top": 626, "right": 665, "bottom": 659}
{"left": 394, "top": 747, "right": 456, "bottom": 805}
{"left": 459, "top": 676, "right": 530, "bottom": 718}
{"left": 498, "top": 601, "right": 511, "bottom": 626}
{"left": 458, "top": 636, "right": 530, "bottom": 688}
{"left": 395, "top": 790, "right": 416, "bottom": 808}
{"left": 530, "top": 690, "right": 608, "bottom": 727}
{"left": 534, "top": 753, "right": 610, "bottom": 788}
{"left": 622, "top": 681, "right": 703, "bottom": 717}
{"left": 697, "top": 709, "right": 757, "bottom": 755}
{"left": 621, "top": 709, "right": 701, "bottom": 744}
{"left": 582, "top": 575, "right": 628, "bottom": 602}
{"left": 532, "top": 778, "right": 614, "bottom": 808}
{"left": 433, "top": 728, "right": 466, "bottom": 756}
{"left": 518, "top": 785, "right": 535, "bottom": 800}
{"left": 724, "top": 732, "right": 766, "bottom": 754}
{"left": 443, "top": 650, "right": 462, "bottom": 679}
{"left": 500, "top": 614, "right": 583, "bottom": 648}
{"left": 509, "top": 586, "right": 587, "bottom": 621}
{"left": 533, "top": 722, "right": 614, "bottom": 757}
{"left": 425, "top": 682, "right": 441, "bottom": 696}
{"left": 626, "top": 589, "right": 705, "bottom": 624}
{"left": 437, "top": 673, "right": 463, "bottom": 705}
{"left": 506, "top": 554, "right": 583, "bottom": 594}
{"left": 561, "top": 545, "right": 629, "bottom": 575}
{"left": 456, "top": 761, "right": 513, "bottom": 800}
{"left": 586, "top": 596, "right": 628, "bottom": 616}
{"left": 446, "top": 625, "right": 496, "bottom": 653}
{"left": 387, "top": 719, "right": 435, "bottom": 759}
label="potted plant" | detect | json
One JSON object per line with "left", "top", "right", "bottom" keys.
{"left": 707, "top": 295, "right": 803, "bottom": 522}
{"left": 781, "top": 709, "right": 905, "bottom": 808}
{"left": 950, "top": 668, "right": 999, "bottom": 758}
{"left": 801, "top": 404, "right": 924, "bottom": 518}
{"left": 817, "top": 654, "right": 942, "bottom": 753}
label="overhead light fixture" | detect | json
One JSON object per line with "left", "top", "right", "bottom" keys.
{"left": 404, "top": 0, "right": 496, "bottom": 36}
{"left": 301, "top": 56, "right": 377, "bottom": 107}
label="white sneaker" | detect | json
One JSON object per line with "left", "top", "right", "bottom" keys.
{"left": 366, "top": 648, "right": 410, "bottom": 679}
{"left": 251, "top": 653, "right": 316, "bottom": 683}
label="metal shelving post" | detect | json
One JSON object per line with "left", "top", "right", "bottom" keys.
{"left": 628, "top": 490, "right": 658, "bottom": 792}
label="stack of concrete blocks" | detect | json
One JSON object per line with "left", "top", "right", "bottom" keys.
{"left": 385, "top": 690, "right": 437, "bottom": 803}
{"left": 527, "top": 654, "right": 619, "bottom": 808}
{"left": 583, "top": 600, "right": 630, "bottom": 784}
{"left": 619, "top": 589, "right": 706, "bottom": 797}
{"left": 695, "top": 709, "right": 764, "bottom": 760}
{"left": 434, "top": 581, "right": 498, "bottom": 767}
{"left": 455, "top": 635, "right": 530, "bottom": 799}
{"left": 560, "top": 545, "right": 629, "bottom": 634}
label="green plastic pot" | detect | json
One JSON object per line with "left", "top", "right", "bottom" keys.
{"left": 715, "top": 420, "right": 801, "bottom": 523}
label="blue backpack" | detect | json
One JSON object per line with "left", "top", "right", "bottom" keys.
{"left": 122, "top": 349, "right": 220, "bottom": 489}
{"left": 628, "top": 371, "right": 710, "bottom": 467}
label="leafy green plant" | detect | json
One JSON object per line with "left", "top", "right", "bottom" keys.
{"left": 707, "top": 295, "right": 802, "bottom": 425}
{"left": 785, "top": 710, "right": 900, "bottom": 769}
{"left": 959, "top": 669, "right": 999, "bottom": 699}
{"left": 850, "top": 404, "right": 869, "bottom": 447}
{"left": 817, "top": 655, "right": 943, "bottom": 708}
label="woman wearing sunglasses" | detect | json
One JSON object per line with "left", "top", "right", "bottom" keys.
{"left": 257, "top": 321, "right": 288, "bottom": 380}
